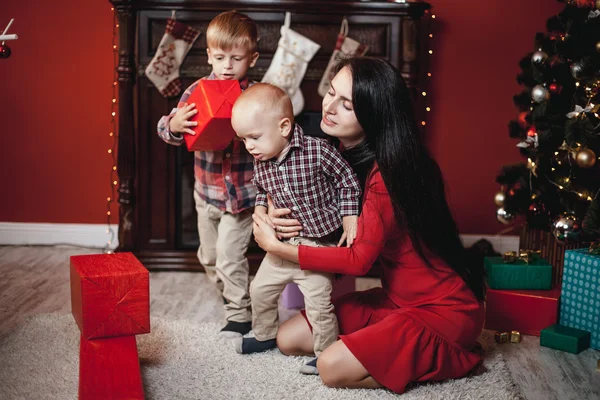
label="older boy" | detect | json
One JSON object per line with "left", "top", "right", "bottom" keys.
{"left": 157, "top": 11, "right": 259, "bottom": 338}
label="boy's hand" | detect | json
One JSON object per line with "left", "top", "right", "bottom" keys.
{"left": 338, "top": 215, "right": 358, "bottom": 247}
{"left": 169, "top": 103, "right": 198, "bottom": 135}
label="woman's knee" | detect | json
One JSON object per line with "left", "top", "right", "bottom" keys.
{"left": 317, "top": 351, "right": 346, "bottom": 388}
{"left": 276, "top": 315, "right": 314, "bottom": 356}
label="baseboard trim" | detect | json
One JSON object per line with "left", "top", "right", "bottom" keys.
{"left": 0, "top": 223, "right": 516, "bottom": 255}
{"left": 461, "top": 234, "right": 520, "bottom": 255}
{"left": 0, "top": 222, "right": 119, "bottom": 249}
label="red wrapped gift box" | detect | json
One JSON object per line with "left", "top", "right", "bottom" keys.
{"left": 79, "top": 335, "right": 144, "bottom": 400}
{"left": 184, "top": 79, "right": 242, "bottom": 151}
{"left": 70, "top": 252, "right": 150, "bottom": 339}
{"left": 485, "top": 287, "right": 561, "bottom": 336}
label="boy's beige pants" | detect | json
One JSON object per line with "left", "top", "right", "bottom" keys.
{"left": 250, "top": 237, "right": 339, "bottom": 356}
{"left": 194, "top": 185, "right": 253, "bottom": 323}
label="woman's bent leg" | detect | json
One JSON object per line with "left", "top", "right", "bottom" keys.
{"left": 276, "top": 314, "right": 314, "bottom": 356}
{"left": 318, "top": 340, "right": 383, "bottom": 389}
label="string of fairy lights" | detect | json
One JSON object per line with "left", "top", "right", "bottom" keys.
{"left": 105, "top": 6, "right": 118, "bottom": 253}
{"left": 420, "top": 10, "right": 435, "bottom": 128}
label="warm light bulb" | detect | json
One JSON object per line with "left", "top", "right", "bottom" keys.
{"left": 558, "top": 185, "right": 563, "bottom": 190}
{"left": 427, "top": 73, "right": 432, "bottom": 77}
{"left": 113, "top": 180, "right": 118, "bottom": 186}
{"left": 426, "top": 107, "right": 431, "bottom": 112}
{"left": 107, "top": 197, "right": 111, "bottom": 201}
{"left": 108, "top": 149, "right": 112, "bottom": 154}
{"left": 431, "top": 15, "right": 436, "bottom": 18}
{"left": 107, "top": 211, "right": 111, "bottom": 216}
{"left": 113, "top": 82, "right": 117, "bottom": 86}
{"left": 421, "top": 121, "right": 426, "bottom": 126}
{"left": 112, "top": 99, "right": 116, "bottom": 103}
{"left": 113, "top": 166, "right": 117, "bottom": 171}
{"left": 109, "top": 132, "right": 114, "bottom": 137}
{"left": 576, "top": 82, "right": 580, "bottom": 87}
{"left": 112, "top": 112, "right": 116, "bottom": 117}
{"left": 428, "top": 50, "right": 433, "bottom": 55}
{"left": 429, "top": 34, "right": 433, "bottom": 38}
{"left": 422, "top": 91, "right": 427, "bottom": 96}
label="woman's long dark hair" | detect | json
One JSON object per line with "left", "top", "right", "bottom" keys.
{"left": 336, "top": 57, "right": 486, "bottom": 302}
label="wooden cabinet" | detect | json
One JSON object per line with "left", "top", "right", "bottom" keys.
{"left": 109, "top": 0, "right": 431, "bottom": 271}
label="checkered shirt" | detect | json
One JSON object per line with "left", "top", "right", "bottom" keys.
{"left": 156, "top": 73, "right": 255, "bottom": 214}
{"left": 253, "top": 125, "right": 361, "bottom": 238}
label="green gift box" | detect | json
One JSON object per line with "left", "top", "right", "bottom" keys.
{"left": 484, "top": 256, "right": 552, "bottom": 290}
{"left": 540, "top": 323, "right": 590, "bottom": 354}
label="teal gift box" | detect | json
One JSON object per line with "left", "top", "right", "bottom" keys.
{"left": 484, "top": 256, "right": 552, "bottom": 290}
{"left": 540, "top": 323, "right": 590, "bottom": 354}
{"left": 560, "top": 249, "right": 600, "bottom": 350}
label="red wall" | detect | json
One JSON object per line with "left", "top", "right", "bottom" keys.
{"left": 0, "top": 1, "right": 564, "bottom": 234}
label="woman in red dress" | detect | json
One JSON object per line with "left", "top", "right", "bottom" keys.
{"left": 252, "top": 57, "right": 487, "bottom": 394}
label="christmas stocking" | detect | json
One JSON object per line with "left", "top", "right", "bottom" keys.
{"left": 318, "top": 18, "right": 368, "bottom": 97}
{"left": 261, "top": 13, "right": 320, "bottom": 116}
{"left": 145, "top": 17, "right": 200, "bottom": 98}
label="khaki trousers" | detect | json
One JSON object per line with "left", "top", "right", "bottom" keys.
{"left": 194, "top": 184, "right": 253, "bottom": 323}
{"left": 250, "top": 237, "right": 339, "bottom": 356}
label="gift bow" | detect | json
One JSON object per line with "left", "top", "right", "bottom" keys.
{"left": 566, "top": 105, "right": 592, "bottom": 119}
{"left": 503, "top": 249, "right": 542, "bottom": 264}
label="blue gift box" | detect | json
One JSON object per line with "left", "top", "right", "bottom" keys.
{"left": 559, "top": 249, "right": 600, "bottom": 350}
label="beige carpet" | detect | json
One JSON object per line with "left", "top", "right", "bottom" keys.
{"left": 0, "top": 314, "right": 522, "bottom": 400}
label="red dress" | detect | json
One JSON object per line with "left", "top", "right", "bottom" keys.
{"left": 298, "top": 167, "right": 485, "bottom": 394}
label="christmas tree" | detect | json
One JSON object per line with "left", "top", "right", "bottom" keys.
{"left": 496, "top": 0, "right": 600, "bottom": 244}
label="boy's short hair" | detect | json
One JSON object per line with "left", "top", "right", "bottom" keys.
{"left": 206, "top": 11, "right": 258, "bottom": 53}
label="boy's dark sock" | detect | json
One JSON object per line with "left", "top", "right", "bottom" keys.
{"left": 218, "top": 321, "right": 252, "bottom": 339}
{"left": 234, "top": 336, "right": 277, "bottom": 354}
{"left": 299, "top": 357, "right": 319, "bottom": 375}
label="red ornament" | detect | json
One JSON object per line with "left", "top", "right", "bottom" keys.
{"left": 549, "top": 83, "right": 562, "bottom": 94}
{"left": 518, "top": 111, "right": 530, "bottom": 128}
{"left": 575, "top": 0, "right": 595, "bottom": 8}
{"left": 0, "top": 42, "right": 11, "bottom": 59}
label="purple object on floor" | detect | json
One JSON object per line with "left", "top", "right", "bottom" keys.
{"left": 280, "top": 275, "right": 356, "bottom": 309}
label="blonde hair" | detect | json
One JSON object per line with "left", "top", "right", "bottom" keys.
{"left": 206, "top": 11, "right": 258, "bottom": 53}
{"left": 236, "top": 83, "right": 294, "bottom": 123}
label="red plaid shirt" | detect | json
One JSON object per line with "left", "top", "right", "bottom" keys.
{"left": 253, "top": 125, "right": 361, "bottom": 238}
{"left": 157, "top": 73, "right": 255, "bottom": 213}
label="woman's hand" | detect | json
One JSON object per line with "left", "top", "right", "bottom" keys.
{"left": 267, "top": 195, "right": 303, "bottom": 239}
{"left": 252, "top": 213, "right": 281, "bottom": 252}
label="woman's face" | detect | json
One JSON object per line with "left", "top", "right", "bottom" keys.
{"left": 320, "top": 67, "right": 365, "bottom": 147}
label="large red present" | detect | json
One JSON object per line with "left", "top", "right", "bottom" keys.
{"left": 485, "top": 287, "right": 560, "bottom": 336}
{"left": 79, "top": 335, "right": 144, "bottom": 400}
{"left": 184, "top": 79, "right": 242, "bottom": 151}
{"left": 70, "top": 252, "right": 150, "bottom": 339}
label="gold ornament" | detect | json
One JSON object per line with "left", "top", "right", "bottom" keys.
{"left": 494, "top": 191, "right": 506, "bottom": 207}
{"left": 576, "top": 148, "right": 597, "bottom": 168}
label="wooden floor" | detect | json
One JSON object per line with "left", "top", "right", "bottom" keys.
{"left": 1, "top": 245, "right": 599, "bottom": 400}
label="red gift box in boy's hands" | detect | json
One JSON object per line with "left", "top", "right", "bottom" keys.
{"left": 70, "top": 252, "right": 150, "bottom": 339}
{"left": 184, "top": 79, "right": 242, "bottom": 151}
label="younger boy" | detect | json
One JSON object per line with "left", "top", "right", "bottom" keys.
{"left": 156, "top": 11, "right": 259, "bottom": 338}
{"left": 231, "top": 83, "right": 361, "bottom": 374}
